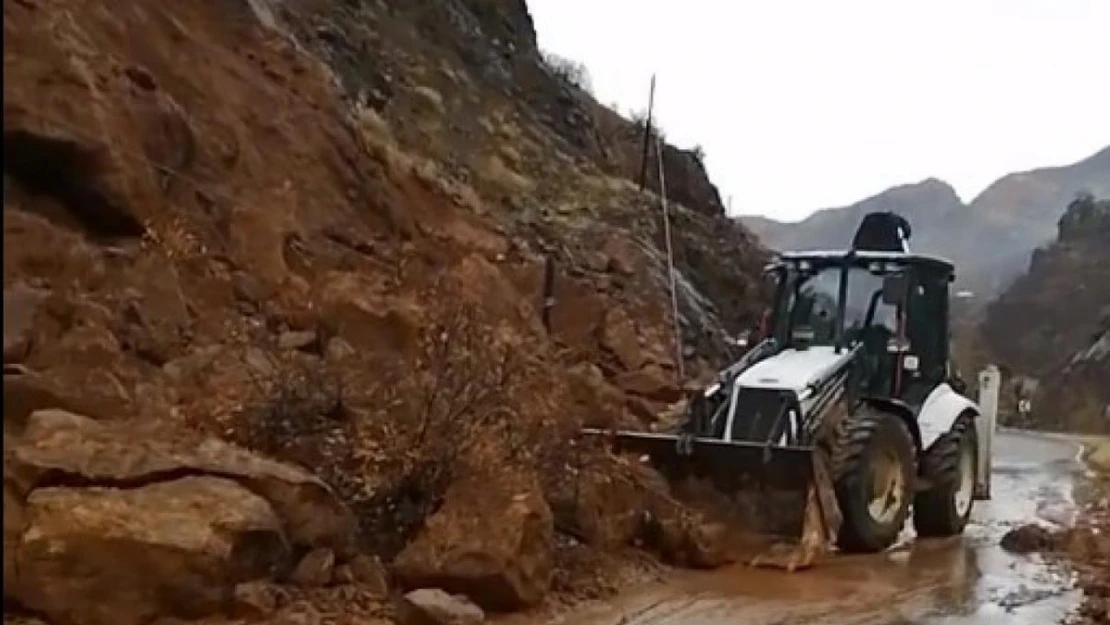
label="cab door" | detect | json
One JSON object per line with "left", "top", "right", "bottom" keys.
{"left": 903, "top": 268, "right": 949, "bottom": 405}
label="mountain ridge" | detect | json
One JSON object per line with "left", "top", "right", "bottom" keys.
{"left": 740, "top": 144, "right": 1110, "bottom": 299}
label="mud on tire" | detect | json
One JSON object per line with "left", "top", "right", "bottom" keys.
{"left": 830, "top": 408, "right": 916, "bottom": 553}
{"left": 913, "top": 412, "right": 978, "bottom": 537}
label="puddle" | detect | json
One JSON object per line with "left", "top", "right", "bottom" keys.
{"left": 546, "top": 430, "right": 1087, "bottom": 625}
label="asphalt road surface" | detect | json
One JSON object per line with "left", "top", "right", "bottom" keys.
{"left": 551, "top": 430, "right": 1088, "bottom": 625}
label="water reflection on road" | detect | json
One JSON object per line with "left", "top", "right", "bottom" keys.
{"left": 551, "top": 430, "right": 1087, "bottom": 625}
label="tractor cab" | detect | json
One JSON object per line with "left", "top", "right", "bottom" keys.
{"left": 761, "top": 250, "right": 955, "bottom": 408}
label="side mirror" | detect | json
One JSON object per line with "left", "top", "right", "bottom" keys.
{"left": 881, "top": 273, "right": 908, "bottom": 306}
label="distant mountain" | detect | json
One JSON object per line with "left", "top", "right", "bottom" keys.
{"left": 980, "top": 193, "right": 1110, "bottom": 433}
{"left": 741, "top": 146, "right": 1110, "bottom": 300}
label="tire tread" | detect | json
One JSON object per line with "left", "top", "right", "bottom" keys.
{"left": 831, "top": 406, "right": 916, "bottom": 553}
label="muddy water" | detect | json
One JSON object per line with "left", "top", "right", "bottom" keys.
{"left": 553, "top": 430, "right": 1086, "bottom": 625}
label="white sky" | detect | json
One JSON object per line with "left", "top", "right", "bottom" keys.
{"left": 527, "top": 0, "right": 1110, "bottom": 221}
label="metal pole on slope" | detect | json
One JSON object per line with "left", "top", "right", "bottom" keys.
{"left": 656, "top": 135, "right": 685, "bottom": 382}
{"left": 638, "top": 74, "right": 656, "bottom": 191}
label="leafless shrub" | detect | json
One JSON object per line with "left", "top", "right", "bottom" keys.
{"left": 231, "top": 298, "right": 569, "bottom": 557}
{"left": 629, "top": 109, "right": 666, "bottom": 142}
{"left": 542, "top": 50, "right": 594, "bottom": 94}
{"left": 690, "top": 144, "right": 706, "bottom": 165}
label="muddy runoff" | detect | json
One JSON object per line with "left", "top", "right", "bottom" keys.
{"left": 535, "top": 430, "right": 1088, "bottom": 625}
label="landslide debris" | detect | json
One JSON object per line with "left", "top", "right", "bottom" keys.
{"left": 4, "top": 0, "right": 769, "bottom": 621}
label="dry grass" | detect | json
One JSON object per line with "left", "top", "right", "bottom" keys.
{"left": 411, "top": 85, "right": 445, "bottom": 115}
{"left": 481, "top": 153, "right": 534, "bottom": 194}
{"left": 230, "top": 292, "right": 572, "bottom": 558}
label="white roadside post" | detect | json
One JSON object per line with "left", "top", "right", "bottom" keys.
{"left": 975, "top": 365, "right": 1000, "bottom": 500}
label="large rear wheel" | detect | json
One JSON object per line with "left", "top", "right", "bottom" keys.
{"left": 913, "top": 413, "right": 978, "bottom": 537}
{"left": 831, "top": 409, "right": 916, "bottom": 553}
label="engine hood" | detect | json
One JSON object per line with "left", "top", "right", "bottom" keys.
{"left": 735, "top": 345, "right": 854, "bottom": 392}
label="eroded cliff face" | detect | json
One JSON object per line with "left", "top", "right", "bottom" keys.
{"left": 3, "top": 0, "right": 767, "bottom": 621}
{"left": 981, "top": 193, "right": 1110, "bottom": 432}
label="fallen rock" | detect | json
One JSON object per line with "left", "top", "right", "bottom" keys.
{"left": 4, "top": 478, "right": 26, "bottom": 600}
{"left": 13, "top": 409, "right": 357, "bottom": 556}
{"left": 566, "top": 362, "right": 627, "bottom": 430}
{"left": 11, "top": 476, "right": 289, "bottom": 625}
{"left": 553, "top": 453, "right": 733, "bottom": 568}
{"left": 348, "top": 553, "right": 390, "bottom": 596}
{"left": 4, "top": 283, "right": 49, "bottom": 363}
{"left": 269, "top": 601, "right": 323, "bottom": 625}
{"left": 3, "top": 371, "right": 83, "bottom": 442}
{"left": 324, "top": 336, "right": 357, "bottom": 362}
{"left": 394, "top": 469, "right": 553, "bottom": 611}
{"left": 400, "top": 589, "right": 484, "bottom": 625}
{"left": 626, "top": 396, "right": 663, "bottom": 424}
{"left": 643, "top": 497, "right": 734, "bottom": 568}
{"left": 550, "top": 454, "right": 652, "bottom": 549}
{"left": 613, "top": 365, "right": 684, "bottom": 403}
{"left": 333, "top": 564, "right": 356, "bottom": 585}
{"left": 290, "top": 547, "right": 335, "bottom": 587}
{"left": 599, "top": 308, "right": 645, "bottom": 371}
{"left": 683, "top": 520, "right": 733, "bottom": 568}
{"left": 232, "top": 580, "right": 281, "bottom": 620}
{"left": 116, "top": 258, "right": 191, "bottom": 365}
{"left": 232, "top": 271, "right": 273, "bottom": 308}
{"left": 278, "top": 329, "right": 318, "bottom": 351}
{"left": 600, "top": 236, "right": 638, "bottom": 276}
{"left": 161, "top": 345, "right": 222, "bottom": 384}
{"left": 1000, "top": 524, "right": 1057, "bottom": 554}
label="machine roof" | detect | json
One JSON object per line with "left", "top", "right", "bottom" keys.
{"left": 775, "top": 250, "right": 956, "bottom": 275}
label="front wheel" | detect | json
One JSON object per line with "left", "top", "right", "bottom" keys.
{"left": 913, "top": 414, "right": 978, "bottom": 537}
{"left": 831, "top": 409, "right": 916, "bottom": 553}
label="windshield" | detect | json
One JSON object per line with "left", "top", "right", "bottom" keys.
{"left": 785, "top": 266, "right": 898, "bottom": 346}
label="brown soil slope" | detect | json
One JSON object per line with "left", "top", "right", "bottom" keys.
{"left": 3, "top": 0, "right": 768, "bottom": 622}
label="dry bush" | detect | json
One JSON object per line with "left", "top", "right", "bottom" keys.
{"left": 629, "top": 109, "right": 666, "bottom": 142}
{"left": 541, "top": 51, "right": 593, "bottom": 94}
{"left": 233, "top": 300, "right": 573, "bottom": 557}
{"left": 690, "top": 144, "right": 706, "bottom": 166}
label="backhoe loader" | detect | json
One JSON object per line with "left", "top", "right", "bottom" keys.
{"left": 584, "top": 211, "right": 999, "bottom": 570}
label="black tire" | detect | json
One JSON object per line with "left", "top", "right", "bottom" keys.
{"left": 830, "top": 408, "right": 916, "bottom": 553}
{"left": 913, "top": 413, "right": 978, "bottom": 537}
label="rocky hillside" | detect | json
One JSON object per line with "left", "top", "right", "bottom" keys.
{"left": 3, "top": 0, "right": 769, "bottom": 623}
{"left": 742, "top": 146, "right": 1110, "bottom": 300}
{"left": 980, "top": 193, "right": 1110, "bottom": 433}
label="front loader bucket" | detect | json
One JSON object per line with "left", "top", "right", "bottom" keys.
{"left": 581, "top": 429, "right": 842, "bottom": 571}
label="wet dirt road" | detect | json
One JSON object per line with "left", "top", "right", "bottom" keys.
{"left": 554, "top": 430, "right": 1089, "bottom": 625}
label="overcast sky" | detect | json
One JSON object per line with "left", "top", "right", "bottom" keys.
{"left": 527, "top": 0, "right": 1110, "bottom": 222}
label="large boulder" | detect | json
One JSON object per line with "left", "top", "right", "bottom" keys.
{"left": 551, "top": 453, "right": 654, "bottom": 549}
{"left": 613, "top": 365, "right": 684, "bottom": 403}
{"left": 10, "top": 476, "right": 288, "bottom": 625}
{"left": 599, "top": 308, "right": 645, "bottom": 371}
{"left": 550, "top": 452, "right": 733, "bottom": 569}
{"left": 11, "top": 409, "right": 356, "bottom": 556}
{"left": 3, "top": 283, "right": 49, "bottom": 363}
{"left": 565, "top": 362, "right": 629, "bottom": 430}
{"left": 394, "top": 469, "right": 554, "bottom": 611}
